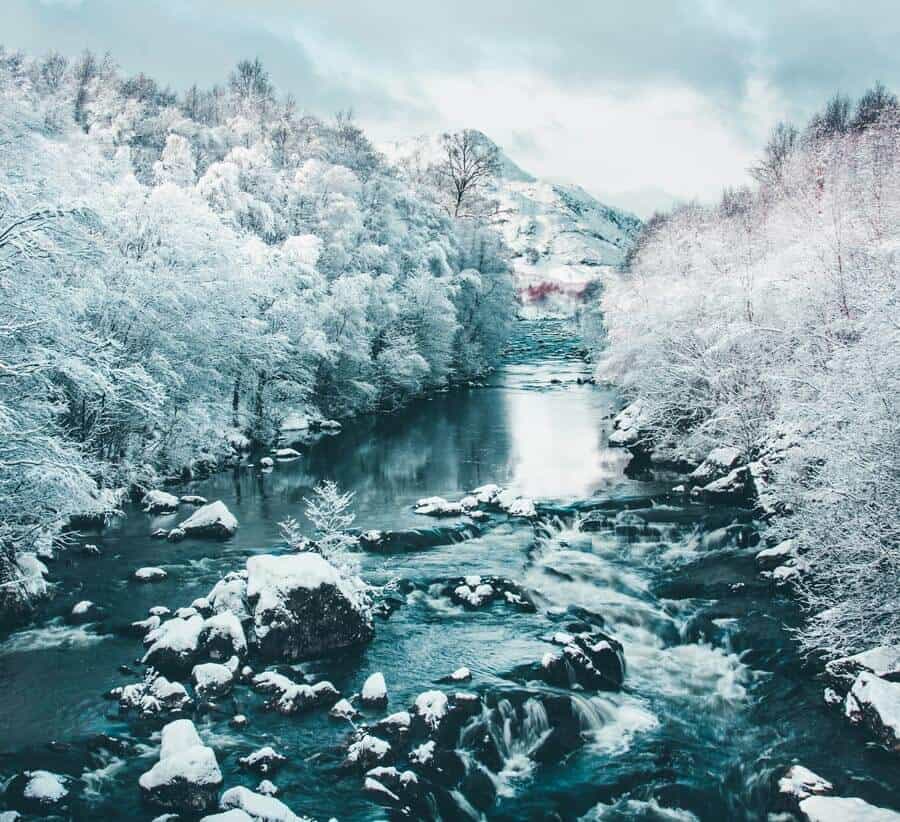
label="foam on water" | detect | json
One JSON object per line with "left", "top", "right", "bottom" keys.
{"left": 0, "top": 619, "right": 110, "bottom": 656}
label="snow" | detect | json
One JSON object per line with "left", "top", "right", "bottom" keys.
{"left": 72, "top": 600, "right": 93, "bottom": 615}
{"left": 798, "top": 796, "right": 900, "bottom": 821}
{"left": 364, "top": 777, "right": 399, "bottom": 802}
{"left": 260, "top": 457, "right": 274, "bottom": 468}
{"left": 178, "top": 500, "right": 238, "bottom": 537}
{"left": 207, "top": 572, "right": 250, "bottom": 620}
{"left": 200, "top": 811, "right": 253, "bottom": 822}
{"left": 22, "top": 770, "right": 68, "bottom": 803}
{"left": 144, "top": 490, "right": 180, "bottom": 513}
{"left": 246, "top": 552, "right": 361, "bottom": 638}
{"left": 275, "top": 448, "right": 301, "bottom": 459}
{"left": 220, "top": 786, "right": 300, "bottom": 822}
{"left": 361, "top": 672, "right": 387, "bottom": 703}
{"left": 380, "top": 711, "right": 411, "bottom": 729}
{"left": 471, "top": 484, "right": 501, "bottom": 504}
{"left": 139, "top": 719, "right": 222, "bottom": 791}
{"left": 409, "top": 740, "right": 436, "bottom": 765}
{"left": 16, "top": 553, "right": 49, "bottom": 599}
{"left": 413, "top": 496, "right": 463, "bottom": 516}
{"left": 450, "top": 666, "right": 471, "bottom": 681}
{"left": 756, "top": 539, "right": 798, "bottom": 566}
{"left": 238, "top": 746, "right": 285, "bottom": 771}
{"left": 330, "top": 698, "right": 357, "bottom": 719}
{"left": 257, "top": 779, "right": 278, "bottom": 796}
{"left": 135, "top": 566, "right": 168, "bottom": 582}
{"left": 347, "top": 735, "right": 391, "bottom": 764}
{"left": 847, "top": 672, "right": 900, "bottom": 746}
{"left": 192, "top": 662, "right": 234, "bottom": 695}
{"left": 252, "top": 670, "right": 296, "bottom": 694}
{"left": 778, "top": 765, "right": 833, "bottom": 801}
{"left": 181, "top": 495, "right": 207, "bottom": 506}
{"left": 202, "top": 611, "right": 247, "bottom": 655}
{"left": 143, "top": 614, "right": 204, "bottom": 662}
{"left": 414, "top": 690, "right": 448, "bottom": 729}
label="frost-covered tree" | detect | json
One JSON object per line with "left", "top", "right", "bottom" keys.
{"left": 594, "top": 87, "right": 900, "bottom": 658}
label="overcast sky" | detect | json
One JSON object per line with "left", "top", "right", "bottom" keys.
{"left": 7, "top": 0, "right": 900, "bottom": 215}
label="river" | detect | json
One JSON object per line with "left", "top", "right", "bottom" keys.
{"left": 0, "top": 319, "right": 897, "bottom": 821}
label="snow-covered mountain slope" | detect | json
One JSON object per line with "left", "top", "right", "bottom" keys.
{"left": 381, "top": 133, "right": 642, "bottom": 315}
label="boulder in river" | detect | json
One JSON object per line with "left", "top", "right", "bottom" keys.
{"left": 689, "top": 447, "right": 742, "bottom": 485}
{"left": 219, "top": 785, "right": 301, "bottom": 821}
{"left": 8, "top": 770, "right": 70, "bottom": 812}
{"left": 192, "top": 659, "right": 237, "bottom": 699}
{"left": 844, "top": 672, "right": 900, "bottom": 751}
{"left": 756, "top": 539, "right": 798, "bottom": 572}
{"left": 361, "top": 672, "right": 388, "bottom": 706}
{"left": 238, "top": 746, "right": 286, "bottom": 775}
{"left": 199, "top": 611, "right": 247, "bottom": 660}
{"left": 825, "top": 645, "right": 900, "bottom": 694}
{"left": 532, "top": 630, "right": 626, "bottom": 691}
{"left": 142, "top": 614, "right": 205, "bottom": 673}
{"left": 177, "top": 501, "right": 238, "bottom": 539}
{"left": 134, "top": 566, "right": 168, "bottom": 583}
{"left": 143, "top": 490, "right": 181, "bottom": 514}
{"left": 138, "top": 719, "right": 222, "bottom": 813}
{"left": 69, "top": 599, "right": 101, "bottom": 624}
{"left": 798, "top": 795, "right": 900, "bottom": 821}
{"left": 245, "top": 553, "right": 373, "bottom": 661}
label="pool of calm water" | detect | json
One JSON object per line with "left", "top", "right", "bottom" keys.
{"left": 1, "top": 319, "right": 898, "bottom": 821}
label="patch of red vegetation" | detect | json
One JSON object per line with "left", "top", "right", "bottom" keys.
{"left": 521, "top": 280, "right": 592, "bottom": 303}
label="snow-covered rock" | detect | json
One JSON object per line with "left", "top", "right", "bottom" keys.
{"left": 139, "top": 719, "right": 223, "bottom": 813}
{"left": 180, "top": 495, "right": 207, "bottom": 506}
{"left": 844, "top": 672, "right": 900, "bottom": 750}
{"left": 274, "top": 448, "right": 301, "bottom": 459}
{"left": 69, "top": 599, "right": 100, "bottom": 623}
{"left": 798, "top": 795, "right": 900, "bottom": 821}
{"left": 245, "top": 553, "right": 372, "bottom": 661}
{"left": 120, "top": 674, "right": 192, "bottom": 717}
{"left": 361, "top": 672, "right": 388, "bottom": 705}
{"left": 346, "top": 734, "right": 392, "bottom": 769}
{"left": 778, "top": 765, "right": 833, "bottom": 802}
{"left": 22, "top": 770, "right": 69, "bottom": 805}
{"left": 199, "top": 611, "right": 247, "bottom": 660}
{"left": 497, "top": 492, "right": 537, "bottom": 518}
{"left": 192, "top": 661, "right": 236, "bottom": 699}
{"left": 259, "top": 457, "right": 274, "bottom": 469}
{"left": 826, "top": 646, "right": 900, "bottom": 693}
{"left": 251, "top": 669, "right": 339, "bottom": 714}
{"left": 134, "top": 566, "right": 168, "bottom": 582}
{"left": 535, "top": 630, "right": 626, "bottom": 691}
{"left": 695, "top": 466, "right": 751, "bottom": 502}
{"left": 207, "top": 572, "right": 250, "bottom": 621}
{"left": 219, "top": 786, "right": 301, "bottom": 822}
{"left": 470, "top": 483, "right": 502, "bottom": 504}
{"left": 756, "top": 539, "right": 798, "bottom": 571}
{"left": 330, "top": 698, "right": 358, "bottom": 719}
{"left": 414, "top": 690, "right": 448, "bottom": 731}
{"left": 689, "top": 447, "right": 742, "bottom": 484}
{"left": 144, "top": 490, "right": 181, "bottom": 514}
{"left": 257, "top": 779, "right": 278, "bottom": 796}
{"left": 142, "top": 614, "right": 205, "bottom": 672}
{"left": 609, "top": 400, "right": 649, "bottom": 448}
{"left": 449, "top": 666, "right": 471, "bottom": 682}
{"left": 239, "top": 746, "right": 286, "bottom": 774}
{"left": 413, "top": 496, "right": 463, "bottom": 517}
{"left": 177, "top": 501, "right": 238, "bottom": 538}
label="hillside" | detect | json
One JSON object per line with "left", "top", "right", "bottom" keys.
{"left": 382, "top": 133, "right": 641, "bottom": 315}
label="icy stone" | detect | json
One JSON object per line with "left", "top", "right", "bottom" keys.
{"left": 257, "top": 779, "right": 278, "bottom": 796}
{"left": 470, "top": 483, "right": 502, "bottom": 504}
{"left": 798, "top": 795, "right": 900, "bottom": 821}
{"left": 378, "top": 711, "right": 411, "bottom": 731}
{"left": 180, "top": 495, "right": 207, "bottom": 506}
{"left": 139, "top": 719, "right": 222, "bottom": 813}
{"left": 150, "top": 606, "right": 171, "bottom": 617}
{"left": 364, "top": 777, "right": 399, "bottom": 803}
{"left": 409, "top": 740, "right": 435, "bottom": 765}
{"left": 274, "top": 448, "right": 301, "bottom": 459}
{"left": 142, "top": 615, "right": 205, "bottom": 672}
{"left": 414, "top": 690, "right": 448, "bottom": 730}
{"left": 178, "top": 501, "right": 238, "bottom": 538}
{"left": 207, "top": 572, "right": 250, "bottom": 621}
{"left": 245, "top": 553, "right": 372, "bottom": 661}
{"left": 450, "top": 666, "right": 471, "bottom": 682}
{"left": 413, "top": 496, "right": 463, "bottom": 517}
{"left": 239, "top": 746, "right": 286, "bottom": 774}
{"left": 134, "top": 566, "right": 168, "bottom": 582}
{"left": 144, "top": 490, "right": 181, "bottom": 513}
{"left": 826, "top": 646, "right": 900, "bottom": 693}
{"left": 329, "top": 698, "right": 358, "bottom": 719}
{"left": 22, "top": 771, "right": 68, "bottom": 804}
{"left": 778, "top": 765, "right": 833, "bottom": 801}
{"left": 689, "top": 447, "right": 742, "bottom": 483}
{"left": 756, "top": 539, "right": 798, "bottom": 571}
{"left": 192, "top": 662, "right": 235, "bottom": 699}
{"left": 220, "top": 786, "right": 301, "bottom": 822}
{"left": 70, "top": 600, "right": 97, "bottom": 622}
{"left": 845, "top": 672, "right": 900, "bottom": 750}
{"left": 260, "top": 457, "right": 274, "bottom": 469}
{"left": 361, "top": 672, "right": 387, "bottom": 705}
{"left": 347, "top": 735, "right": 391, "bottom": 768}
{"left": 200, "top": 611, "right": 247, "bottom": 660}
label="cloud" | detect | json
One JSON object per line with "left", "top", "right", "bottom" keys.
{"left": 6, "top": 0, "right": 900, "bottom": 211}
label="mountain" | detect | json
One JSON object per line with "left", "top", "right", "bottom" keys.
{"left": 381, "top": 132, "right": 642, "bottom": 315}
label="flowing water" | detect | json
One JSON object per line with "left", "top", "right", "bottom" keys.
{"left": 1, "top": 319, "right": 898, "bottom": 821}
